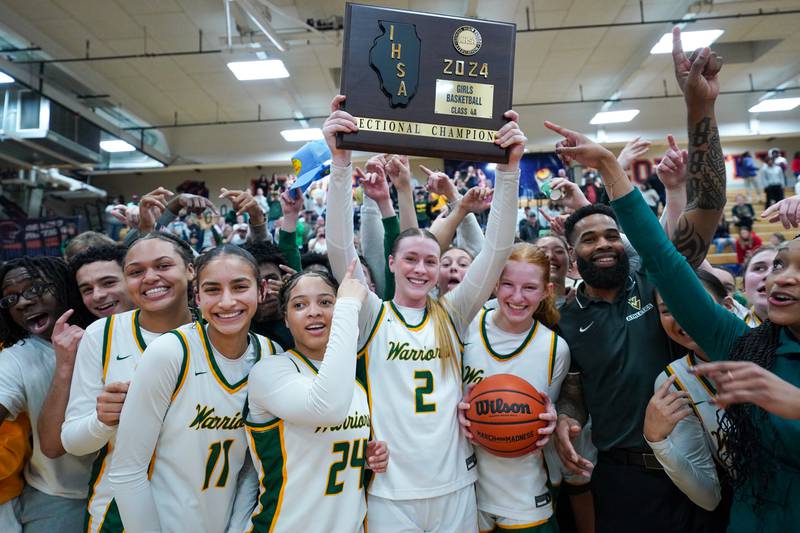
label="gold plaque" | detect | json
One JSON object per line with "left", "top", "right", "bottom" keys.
{"left": 452, "top": 25, "right": 482, "bottom": 56}
{"left": 434, "top": 79, "right": 494, "bottom": 119}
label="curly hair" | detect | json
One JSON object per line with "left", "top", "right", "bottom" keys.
{"left": 0, "top": 256, "right": 92, "bottom": 346}
{"left": 717, "top": 321, "right": 780, "bottom": 503}
{"left": 68, "top": 244, "right": 127, "bottom": 276}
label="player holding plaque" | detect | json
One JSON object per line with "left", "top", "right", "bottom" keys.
{"left": 338, "top": 3, "right": 516, "bottom": 163}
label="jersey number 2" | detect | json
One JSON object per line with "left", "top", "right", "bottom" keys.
{"left": 203, "top": 439, "right": 233, "bottom": 490}
{"left": 325, "top": 439, "right": 367, "bottom": 495}
{"left": 414, "top": 370, "right": 436, "bottom": 413}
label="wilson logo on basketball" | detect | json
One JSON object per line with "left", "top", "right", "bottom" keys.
{"left": 475, "top": 398, "right": 532, "bottom": 416}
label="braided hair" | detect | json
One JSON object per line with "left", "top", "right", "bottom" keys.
{"left": 717, "top": 321, "right": 781, "bottom": 501}
{"left": 0, "top": 256, "right": 92, "bottom": 346}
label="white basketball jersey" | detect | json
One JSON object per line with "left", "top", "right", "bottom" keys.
{"left": 150, "top": 322, "right": 275, "bottom": 533}
{"left": 86, "top": 309, "right": 152, "bottom": 533}
{"left": 664, "top": 354, "right": 725, "bottom": 460}
{"left": 462, "top": 308, "right": 569, "bottom": 522}
{"left": 361, "top": 301, "right": 477, "bottom": 500}
{"left": 245, "top": 350, "right": 370, "bottom": 532}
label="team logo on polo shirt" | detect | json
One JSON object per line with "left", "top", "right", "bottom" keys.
{"left": 628, "top": 296, "right": 641, "bottom": 310}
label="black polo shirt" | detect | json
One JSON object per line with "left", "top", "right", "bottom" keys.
{"left": 558, "top": 271, "right": 678, "bottom": 451}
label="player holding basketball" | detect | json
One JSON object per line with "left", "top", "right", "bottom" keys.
{"left": 109, "top": 245, "right": 280, "bottom": 532}
{"left": 244, "top": 260, "right": 388, "bottom": 532}
{"left": 460, "top": 243, "right": 568, "bottom": 533}
{"left": 61, "top": 232, "right": 197, "bottom": 533}
{"left": 323, "top": 94, "right": 522, "bottom": 532}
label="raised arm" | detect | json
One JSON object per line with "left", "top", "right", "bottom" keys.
{"left": 359, "top": 195, "right": 387, "bottom": 297}
{"left": 445, "top": 111, "right": 523, "bottom": 332}
{"left": 249, "top": 271, "right": 366, "bottom": 425}
{"left": 429, "top": 184, "right": 491, "bottom": 254}
{"left": 276, "top": 190, "right": 304, "bottom": 272}
{"left": 37, "top": 309, "right": 84, "bottom": 458}
{"left": 220, "top": 188, "right": 271, "bottom": 244}
{"left": 655, "top": 135, "right": 689, "bottom": 237}
{"left": 322, "top": 95, "right": 383, "bottom": 342}
{"left": 385, "top": 154, "right": 418, "bottom": 232}
{"left": 670, "top": 27, "right": 726, "bottom": 267}
{"left": 545, "top": 121, "right": 747, "bottom": 360}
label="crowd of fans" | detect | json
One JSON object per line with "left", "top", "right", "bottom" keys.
{"left": 0, "top": 27, "right": 799, "bottom": 533}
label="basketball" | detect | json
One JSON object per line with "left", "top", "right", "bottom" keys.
{"left": 466, "top": 374, "right": 548, "bottom": 458}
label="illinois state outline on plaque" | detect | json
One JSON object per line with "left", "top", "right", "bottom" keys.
{"left": 369, "top": 20, "right": 421, "bottom": 107}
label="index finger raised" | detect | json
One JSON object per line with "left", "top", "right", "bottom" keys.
{"left": 543, "top": 120, "right": 575, "bottom": 139}
{"left": 672, "top": 26, "right": 685, "bottom": 60}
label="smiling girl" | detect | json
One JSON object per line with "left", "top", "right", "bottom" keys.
{"left": 323, "top": 94, "right": 523, "bottom": 532}
{"left": 460, "top": 243, "right": 568, "bottom": 532}
{"left": 60, "top": 232, "right": 197, "bottom": 533}
{"left": 109, "top": 244, "right": 280, "bottom": 532}
{"left": 244, "top": 260, "right": 386, "bottom": 532}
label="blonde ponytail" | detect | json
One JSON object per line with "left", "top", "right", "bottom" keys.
{"left": 426, "top": 295, "right": 460, "bottom": 374}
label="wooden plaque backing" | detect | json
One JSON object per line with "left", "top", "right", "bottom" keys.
{"left": 338, "top": 3, "right": 516, "bottom": 163}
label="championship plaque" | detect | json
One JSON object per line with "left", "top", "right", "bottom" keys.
{"left": 338, "top": 3, "right": 516, "bottom": 163}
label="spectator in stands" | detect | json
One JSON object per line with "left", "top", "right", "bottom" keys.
{"left": 731, "top": 194, "right": 755, "bottom": 229}
{"left": 760, "top": 156, "right": 786, "bottom": 207}
{"left": 229, "top": 223, "right": 249, "bottom": 245}
{"left": 735, "top": 226, "right": 762, "bottom": 268}
{"left": 770, "top": 232, "right": 786, "bottom": 247}
{"left": 640, "top": 182, "right": 660, "bottom": 216}
{"left": 792, "top": 151, "right": 800, "bottom": 182}
{"left": 307, "top": 226, "right": 327, "bottom": 254}
{"left": 253, "top": 187, "right": 269, "bottom": 213}
{"left": 739, "top": 151, "right": 759, "bottom": 202}
{"left": 518, "top": 209, "right": 540, "bottom": 242}
{"left": 414, "top": 188, "right": 432, "bottom": 228}
{"left": 267, "top": 189, "right": 282, "bottom": 232}
{"left": 713, "top": 213, "right": 735, "bottom": 253}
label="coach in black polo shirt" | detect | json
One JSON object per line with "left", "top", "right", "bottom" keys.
{"left": 555, "top": 204, "right": 716, "bottom": 533}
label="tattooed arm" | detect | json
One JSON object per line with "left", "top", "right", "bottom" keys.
{"left": 670, "top": 27, "right": 725, "bottom": 268}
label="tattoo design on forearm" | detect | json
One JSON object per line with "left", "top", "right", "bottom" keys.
{"left": 556, "top": 373, "right": 588, "bottom": 425}
{"left": 672, "top": 216, "right": 709, "bottom": 268}
{"left": 686, "top": 117, "right": 726, "bottom": 211}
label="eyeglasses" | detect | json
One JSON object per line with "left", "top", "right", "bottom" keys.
{"left": 0, "top": 283, "right": 54, "bottom": 309}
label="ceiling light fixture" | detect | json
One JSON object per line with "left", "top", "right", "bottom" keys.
{"left": 227, "top": 59, "right": 289, "bottom": 81}
{"left": 0, "top": 72, "right": 14, "bottom": 84}
{"left": 748, "top": 98, "right": 800, "bottom": 113}
{"left": 100, "top": 139, "right": 136, "bottom": 153}
{"left": 650, "top": 30, "right": 724, "bottom": 54}
{"left": 590, "top": 109, "right": 640, "bottom": 125}
{"left": 280, "top": 128, "right": 324, "bottom": 142}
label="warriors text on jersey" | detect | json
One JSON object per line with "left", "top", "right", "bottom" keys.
{"left": 360, "top": 301, "right": 477, "bottom": 500}
{"left": 245, "top": 349, "right": 370, "bottom": 532}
